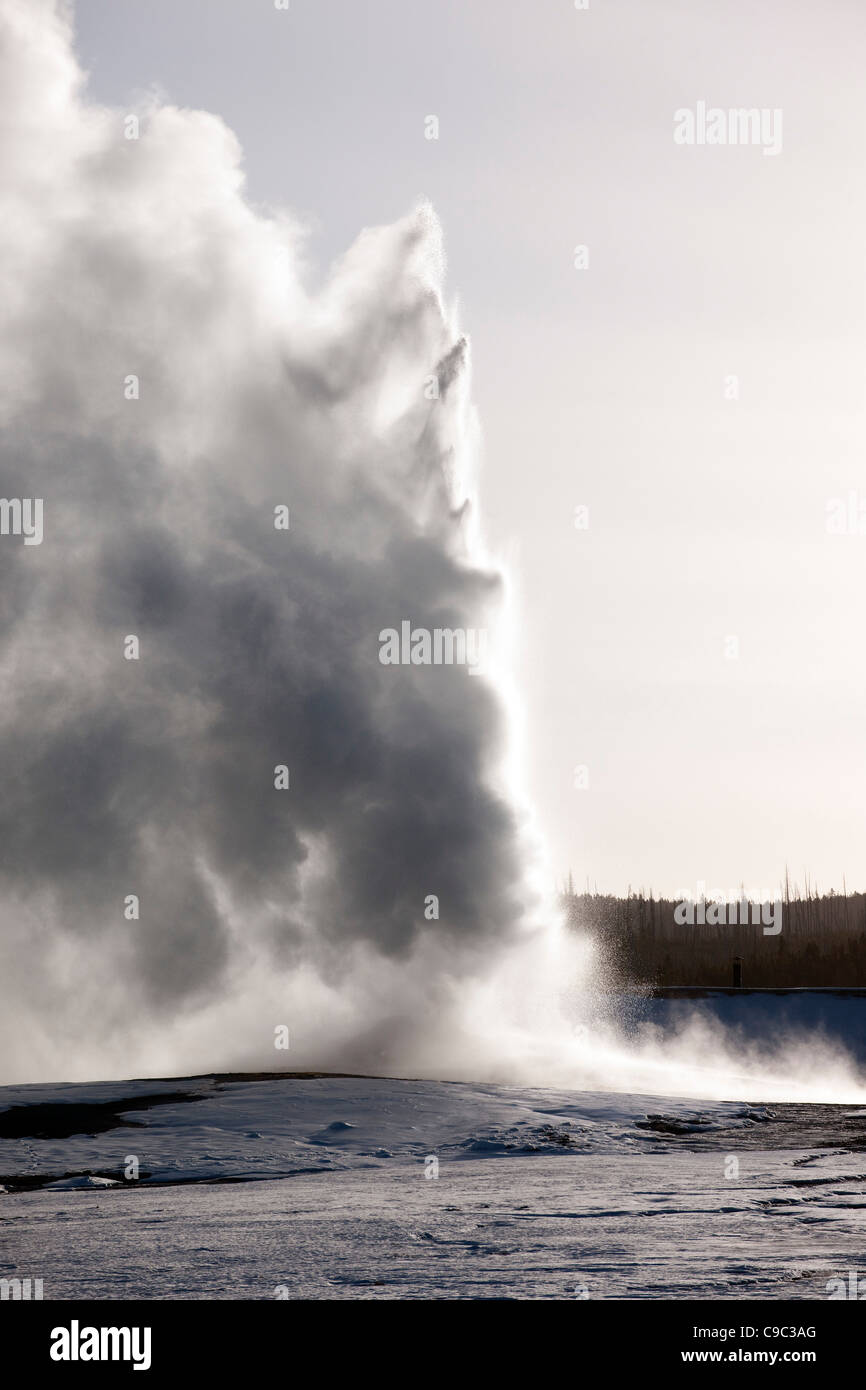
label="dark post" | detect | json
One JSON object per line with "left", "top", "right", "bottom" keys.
{"left": 732, "top": 956, "right": 743, "bottom": 989}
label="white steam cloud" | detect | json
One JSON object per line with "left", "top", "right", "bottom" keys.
{"left": 1, "top": 0, "right": 864, "bottom": 1106}
{"left": 0, "top": 0, "right": 553, "bottom": 1083}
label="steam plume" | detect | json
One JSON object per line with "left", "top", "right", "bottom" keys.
{"left": 0, "top": 0, "right": 543, "bottom": 1082}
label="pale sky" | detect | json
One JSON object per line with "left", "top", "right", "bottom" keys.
{"left": 72, "top": 0, "right": 866, "bottom": 898}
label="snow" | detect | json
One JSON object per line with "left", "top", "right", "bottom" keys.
{"left": 0, "top": 1075, "right": 685, "bottom": 1186}
{"left": 2, "top": 1072, "right": 866, "bottom": 1298}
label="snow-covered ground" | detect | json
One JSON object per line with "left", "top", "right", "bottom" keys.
{"left": 2, "top": 1073, "right": 866, "bottom": 1299}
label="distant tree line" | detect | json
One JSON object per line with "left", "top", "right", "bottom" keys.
{"left": 562, "top": 879, "right": 866, "bottom": 987}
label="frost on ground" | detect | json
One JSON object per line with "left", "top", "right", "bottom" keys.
{"left": 2, "top": 1074, "right": 866, "bottom": 1299}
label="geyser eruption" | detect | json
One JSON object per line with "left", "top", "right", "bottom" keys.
{"left": 0, "top": 0, "right": 552, "bottom": 1084}
{"left": 1, "top": 1, "right": 865, "bottom": 1106}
